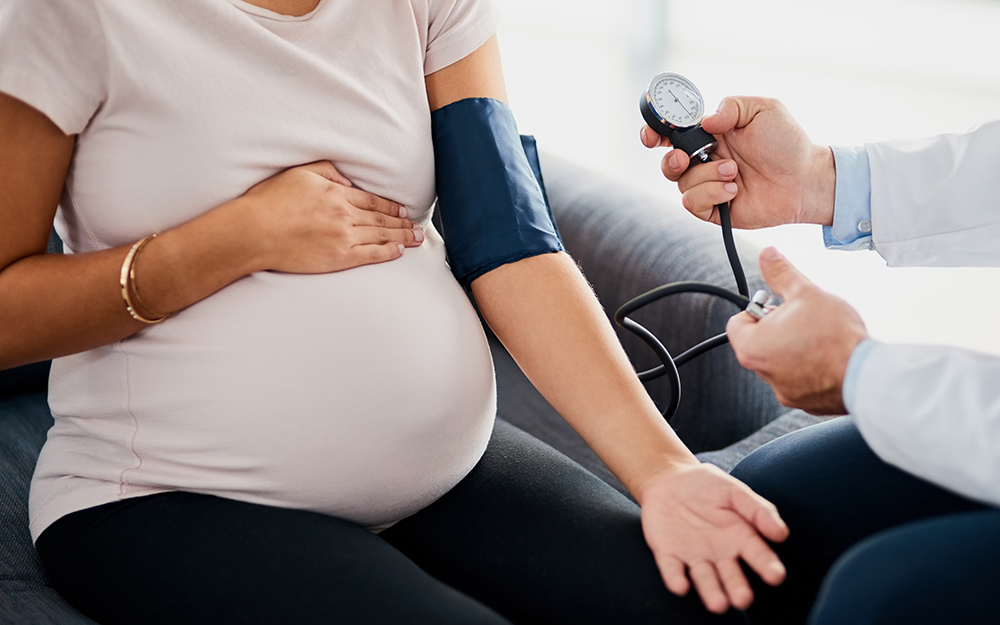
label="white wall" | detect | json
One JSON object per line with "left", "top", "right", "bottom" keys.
{"left": 495, "top": 0, "right": 1000, "bottom": 355}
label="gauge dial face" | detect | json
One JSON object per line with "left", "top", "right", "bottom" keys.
{"left": 648, "top": 73, "right": 704, "bottom": 128}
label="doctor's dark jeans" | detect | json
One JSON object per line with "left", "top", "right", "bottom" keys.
{"left": 35, "top": 419, "right": 745, "bottom": 625}
{"left": 731, "top": 416, "right": 1000, "bottom": 625}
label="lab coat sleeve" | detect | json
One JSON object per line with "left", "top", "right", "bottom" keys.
{"left": 843, "top": 121, "right": 1000, "bottom": 504}
{"left": 867, "top": 119, "right": 1000, "bottom": 267}
{"left": 850, "top": 341, "right": 1000, "bottom": 506}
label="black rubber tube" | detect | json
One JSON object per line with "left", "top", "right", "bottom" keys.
{"left": 615, "top": 125, "right": 756, "bottom": 421}
{"left": 613, "top": 210, "right": 753, "bottom": 420}
{"left": 718, "top": 202, "right": 749, "bottom": 298}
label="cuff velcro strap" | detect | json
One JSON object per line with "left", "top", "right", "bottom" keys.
{"left": 432, "top": 97, "right": 564, "bottom": 286}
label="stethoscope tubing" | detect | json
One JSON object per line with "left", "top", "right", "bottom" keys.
{"left": 614, "top": 201, "right": 755, "bottom": 420}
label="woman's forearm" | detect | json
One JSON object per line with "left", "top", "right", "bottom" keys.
{"left": 470, "top": 251, "right": 699, "bottom": 501}
{"left": 0, "top": 166, "right": 421, "bottom": 370}
{"left": 0, "top": 91, "right": 269, "bottom": 369}
{"left": 0, "top": 199, "right": 262, "bottom": 369}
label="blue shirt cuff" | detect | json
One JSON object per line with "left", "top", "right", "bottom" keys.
{"left": 842, "top": 338, "right": 879, "bottom": 414}
{"left": 823, "top": 145, "right": 874, "bottom": 251}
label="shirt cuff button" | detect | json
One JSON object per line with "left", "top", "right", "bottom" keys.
{"left": 858, "top": 220, "right": 873, "bottom": 233}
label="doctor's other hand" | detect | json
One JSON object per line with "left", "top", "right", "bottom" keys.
{"left": 640, "top": 96, "right": 836, "bottom": 229}
{"left": 639, "top": 462, "right": 789, "bottom": 614}
{"left": 727, "top": 247, "right": 868, "bottom": 414}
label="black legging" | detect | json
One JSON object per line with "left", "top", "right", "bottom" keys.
{"left": 731, "top": 417, "right": 1000, "bottom": 625}
{"left": 36, "top": 420, "right": 744, "bottom": 625}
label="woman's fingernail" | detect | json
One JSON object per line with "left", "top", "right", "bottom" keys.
{"left": 719, "top": 161, "right": 736, "bottom": 176}
{"left": 413, "top": 224, "right": 424, "bottom": 242}
{"left": 398, "top": 206, "right": 408, "bottom": 219}
{"left": 668, "top": 152, "right": 679, "bottom": 169}
{"left": 397, "top": 243, "right": 405, "bottom": 255}
{"left": 724, "top": 182, "right": 738, "bottom": 194}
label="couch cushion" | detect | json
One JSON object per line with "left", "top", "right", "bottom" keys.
{"left": 0, "top": 392, "right": 53, "bottom": 585}
{"left": 0, "top": 581, "right": 99, "bottom": 625}
{"left": 0, "top": 393, "right": 98, "bottom": 624}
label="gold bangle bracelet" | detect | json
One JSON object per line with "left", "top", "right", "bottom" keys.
{"left": 120, "top": 234, "right": 169, "bottom": 324}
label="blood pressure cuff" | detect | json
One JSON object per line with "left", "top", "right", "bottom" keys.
{"left": 432, "top": 97, "right": 564, "bottom": 286}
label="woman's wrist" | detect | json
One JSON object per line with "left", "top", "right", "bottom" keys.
{"left": 631, "top": 455, "right": 703, "bottom": 507}
{"left": 594, "top": 404, "right": 700, "bottom": 505}
{"left": 212, "top": 196, "right": 276, "bottom": 275}
{"left": 131, "top": 198, "right": 266, "bottom": 316}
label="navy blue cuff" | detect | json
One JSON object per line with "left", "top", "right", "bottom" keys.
{"left": 432, "top": 97, "right": 564, "bottom": 286}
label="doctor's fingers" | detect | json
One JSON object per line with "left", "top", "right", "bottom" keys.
{"left": 700, "top": 96, "right": 781, "bottom": 136}
{"left": 659, "top": 149, "right": 691, "bottom": 182}
{"left": 640, "top": 125, "right": 672, "bottom": 149}
{"left": 726, "top": 312, "right": 769, "bottom": 371}
{"left": 680, "top": 181, "right": 738, "bottom": 223}
{"left": 673, "top": 158, "right": 738, "bottom": 193}
{"left": 757, "top": 247, "right": 812, "bottom": 301}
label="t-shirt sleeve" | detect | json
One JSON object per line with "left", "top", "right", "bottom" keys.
{"left": 0, "top": 0, "right": 108, "bottom": 135}
{"left": 424, "top": 0, "right": 500, "bottom": 76}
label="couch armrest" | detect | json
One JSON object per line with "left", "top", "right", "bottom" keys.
{"left": 540, "top": 154, "right": 787, "bottom": 453}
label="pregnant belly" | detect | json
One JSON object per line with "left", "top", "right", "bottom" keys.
{"left": 77, "top": 232, "right": 496, "bottom": 527}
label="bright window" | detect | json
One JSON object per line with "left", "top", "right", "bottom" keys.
{"left": 496, "top": 0, "right": 1000, "bottom": 354}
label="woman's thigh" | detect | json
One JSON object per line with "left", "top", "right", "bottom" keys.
{"left": 730, "top": 417, "right": 987, "bottom": 624}
{"left": 811, "top": 509, "right": 1000, "bottom": 625}
{"left": 381, "top": 419, "right": 746, "bottom": 625}
{"left": 36, "top": 491, "right": 509, "bottom": 625}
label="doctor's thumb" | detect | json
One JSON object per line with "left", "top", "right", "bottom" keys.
{"left": 759, "top": 247, "right": 809, "bottom": 299}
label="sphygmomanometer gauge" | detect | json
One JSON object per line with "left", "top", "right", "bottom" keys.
{"left": 640, "top": 72, "right": 717, "bottom": 164}
{"left": 642, "top": 72, "right": 705, "bottom": 133}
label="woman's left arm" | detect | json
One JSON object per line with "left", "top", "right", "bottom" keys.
{"left": 426, "top": 36, "right": 789, "bottom": 614}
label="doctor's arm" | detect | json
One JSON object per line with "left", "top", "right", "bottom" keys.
{"left": 658, "top": 96, "right": 1000, "bottom": 503}
{"left": 426, "top": 38, "right": 789, "bottom": 614}
{"left": 726, "top": 249, "right": 1000, "bottom": 507}
{"left": 648, "top": 96, "right": 1000, "bottom": 264}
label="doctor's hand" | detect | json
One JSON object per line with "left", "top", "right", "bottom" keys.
{"left": 638, "top": 462, "right": 789, "bottom": 614}
{"left": 727, "top": 247, "right": 868, "bottom": 414}
{"left": 640, "top": 96, "right": 836, "bottom": 229}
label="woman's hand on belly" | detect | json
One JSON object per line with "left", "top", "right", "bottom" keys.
{"left": 0, "top": 90, "right": 422, "bottom": 368}
{"left": 235, "top": 161, "right": 423, "bottom": 274}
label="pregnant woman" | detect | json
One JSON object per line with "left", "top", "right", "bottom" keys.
{"left": 0, "top": 1, "right": 787, "bottom": 623}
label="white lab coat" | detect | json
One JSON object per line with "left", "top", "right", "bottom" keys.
{"left": 851, "top": 120, "right": 1000, "bottom": 506}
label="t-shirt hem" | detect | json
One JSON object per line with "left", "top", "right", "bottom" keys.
{"left": 30, "top": 483, "right": 171, "bottom": 544}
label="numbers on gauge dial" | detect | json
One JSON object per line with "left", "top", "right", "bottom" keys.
{"left": 650, "top": 74, "right": 704, "bottom": 128}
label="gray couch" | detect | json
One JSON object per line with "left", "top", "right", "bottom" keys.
{"left": 0, "top": 155, "right": 821, "bottom": 623}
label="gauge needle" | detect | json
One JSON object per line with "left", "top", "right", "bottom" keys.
{"left": 668, "top": 89, "right": 692, "bottom": 116}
